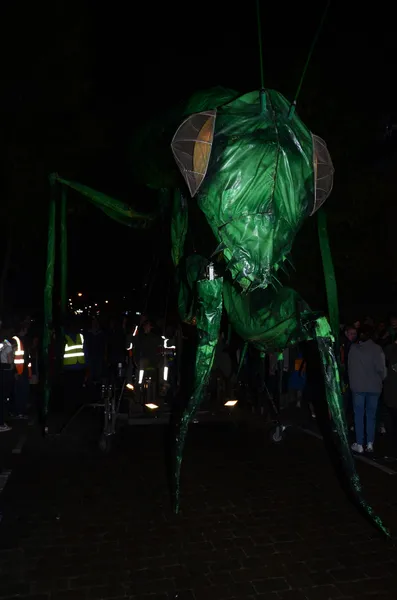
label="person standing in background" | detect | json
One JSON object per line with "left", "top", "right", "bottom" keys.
{"left": 13, "top": 323, "right": 31, "bottom": 419}
{"left": 348, "top": 325, "right": 386, "bottom": 454}
{"left": 0, "top": 329, "right": 14, "bottom": 432}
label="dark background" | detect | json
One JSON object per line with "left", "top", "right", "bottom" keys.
{"left": 1, "top": 1, "right": 396, "bottom": 322}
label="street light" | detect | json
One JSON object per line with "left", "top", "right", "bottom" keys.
{"left": 77, "top": 292, "right": 83, "bottom": 297}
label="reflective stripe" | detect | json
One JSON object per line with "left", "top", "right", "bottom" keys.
{"left": 64, "top": 352, "right": 85, "bottom": 358}
{"left": 12, "top": 336, "right": 22, "bottom": 352}
{"left": 65, "top": 344, "right": 84, "bottom": 351}
{"left": 12, "top": 337, "right": 32, "bottom": 373}
{"left": 161, "top": 336, "right": 176, "bottom": 349}
{"left": 15, "top": 359, "right": 32, "bottom": 366}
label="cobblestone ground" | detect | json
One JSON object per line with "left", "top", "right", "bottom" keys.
{"left": 0, "top": 412, "right": 396, "bottom": 600}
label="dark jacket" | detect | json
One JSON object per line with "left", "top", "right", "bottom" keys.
{"left": 383, "top": 344, "right": 397, "bottom": 407}
{"left": 134, "top": 332, "right": 161, "bottom": 368}
{"left": 348, "top": 339, "right": 386, "bottom": 394}
{"left": 340, "top": 337, "right": 355, "bottom": 385}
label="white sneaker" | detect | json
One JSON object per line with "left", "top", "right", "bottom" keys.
{"left": 366, "top": 442, "right": 374, "bottom": 453}
{"left": 0, "top": 424, "right": 12, "bottom": 433}
{"left": 351, "top": 443, "right": 364, "bottom": 454}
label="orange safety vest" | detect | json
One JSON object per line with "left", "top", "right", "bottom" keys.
{"left": 12, "top": 336, "right": 32, "bottom": 377}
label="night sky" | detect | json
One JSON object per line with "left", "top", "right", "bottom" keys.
{"left": 1, "top": 1, "right": 396, "bottom": 322}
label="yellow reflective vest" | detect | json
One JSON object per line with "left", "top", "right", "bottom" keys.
{"left": 64, "top": 333, "right": 85, "bottom": 367}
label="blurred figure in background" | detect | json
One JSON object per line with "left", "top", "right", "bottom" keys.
{"left": 29, "top": 334, "right": 41, "bottom": 421}
{"left": 133, "top": 320, "right": 162, "bottom": 404}
{"left": 85, "top": 317, "right": 106, "bottom": 384}
{"left": 107, "top": 318, "right": 126, "bottom": 380}
{"left": 0, "top": 328, "right": 14, "bottom": 432}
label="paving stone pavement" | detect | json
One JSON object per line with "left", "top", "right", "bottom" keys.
{"left": 0, "top": 415, "right": 396, "bottom": 600}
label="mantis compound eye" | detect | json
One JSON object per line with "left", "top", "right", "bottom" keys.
{"left": 311, "top": 134, "right": 335, "bottom": 215}
{"left": 171, "top": 110, "right": 216, "bottom": 197}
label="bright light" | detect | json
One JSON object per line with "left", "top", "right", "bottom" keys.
{"left": 136, "top": 312, "right": 141, "bottom": 315}
{"left": 95, "top": 303, "right": 98, "bottom": 307}
{"left": 105, "top": 300, "right": 109, "bottom": 304}
{"left": 138, "top": 370, "right": 144, "bottom": 384}
{"left": 78, "top": 293, "right": 83, "bottom": 297}
{"left": 224, "top": 400, "right": 238, "bottom": 407}
{"left": 163, "top": 366, "right": 168, "bottom": 381}
{"left": 145, "top": 403, "right": 159, "bottom": 410}
{"left": 126, "top": 383, "right": 134, "bottom": 391}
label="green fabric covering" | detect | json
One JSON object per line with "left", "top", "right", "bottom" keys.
{"left": 174, "top": 276, "right": 223, "bottom": 512}
{"left": 196, "top": 89, "right": 314, "bottom": 291}
{"left": 317, "top": 209, "right": 340, "bottom": 342}
{"left": 43, "top": 189, "right": 56, "bottom": 416}
{"left": 315, "top": 317, "right": 390, "bottom": 538}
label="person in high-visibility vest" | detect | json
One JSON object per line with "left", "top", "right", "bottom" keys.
{"left": 62, "top": 322, "right": 86, "bottom": 407}
{"left": 12, "top": 324, "right": 32, "bottom": 419}
{"left": 64, "top": 331, "right": 85, "bottom": 369}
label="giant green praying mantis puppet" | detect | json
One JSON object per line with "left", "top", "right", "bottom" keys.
{"left": 48, "top": 85, "right": 389, "bottom": 537}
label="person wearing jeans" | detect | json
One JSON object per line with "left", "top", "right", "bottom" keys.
{"left": 348, "top": 325, "right": 386, "bottom": 454}
{"left": 351, "top": 393, "right": 380, "bottom": 452}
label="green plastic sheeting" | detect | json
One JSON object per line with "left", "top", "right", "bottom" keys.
{"left": 197, "top": 89, "right": 314, "bottom": 292}
{"left": 177, "top": 254, "right": 208, "bottom": 322}
{"left": 315, "top": 316, "right": 390, "bottom": 538}
{"left": 174, "top": 276, "right": 223, "bottom": 511}
{"left": 183, "top": 86, "right": 239, "bottom": 115}
{"left": 171, "top": 189, "right": 188, "bottom": 267}
{"left": 169, "top": 86, "right": 390, "bottom": 536}
{"left": 51, "top": 174, "right": 161, "bottom": 228}
{"left": 223, "top": 283, "right": 309, "bottom": 352}
{"left": 43, "top": 189, "right": 56, "bottom": 416}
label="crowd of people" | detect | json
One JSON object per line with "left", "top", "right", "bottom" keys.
{"left": 0, "top": 312, "right": 176, "bottom": 431}
{"left": 1, "top": 310, "right": 396, "bottom": 459}
{"left": 0, "top": 315, "right": 40, "bottom": 432}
